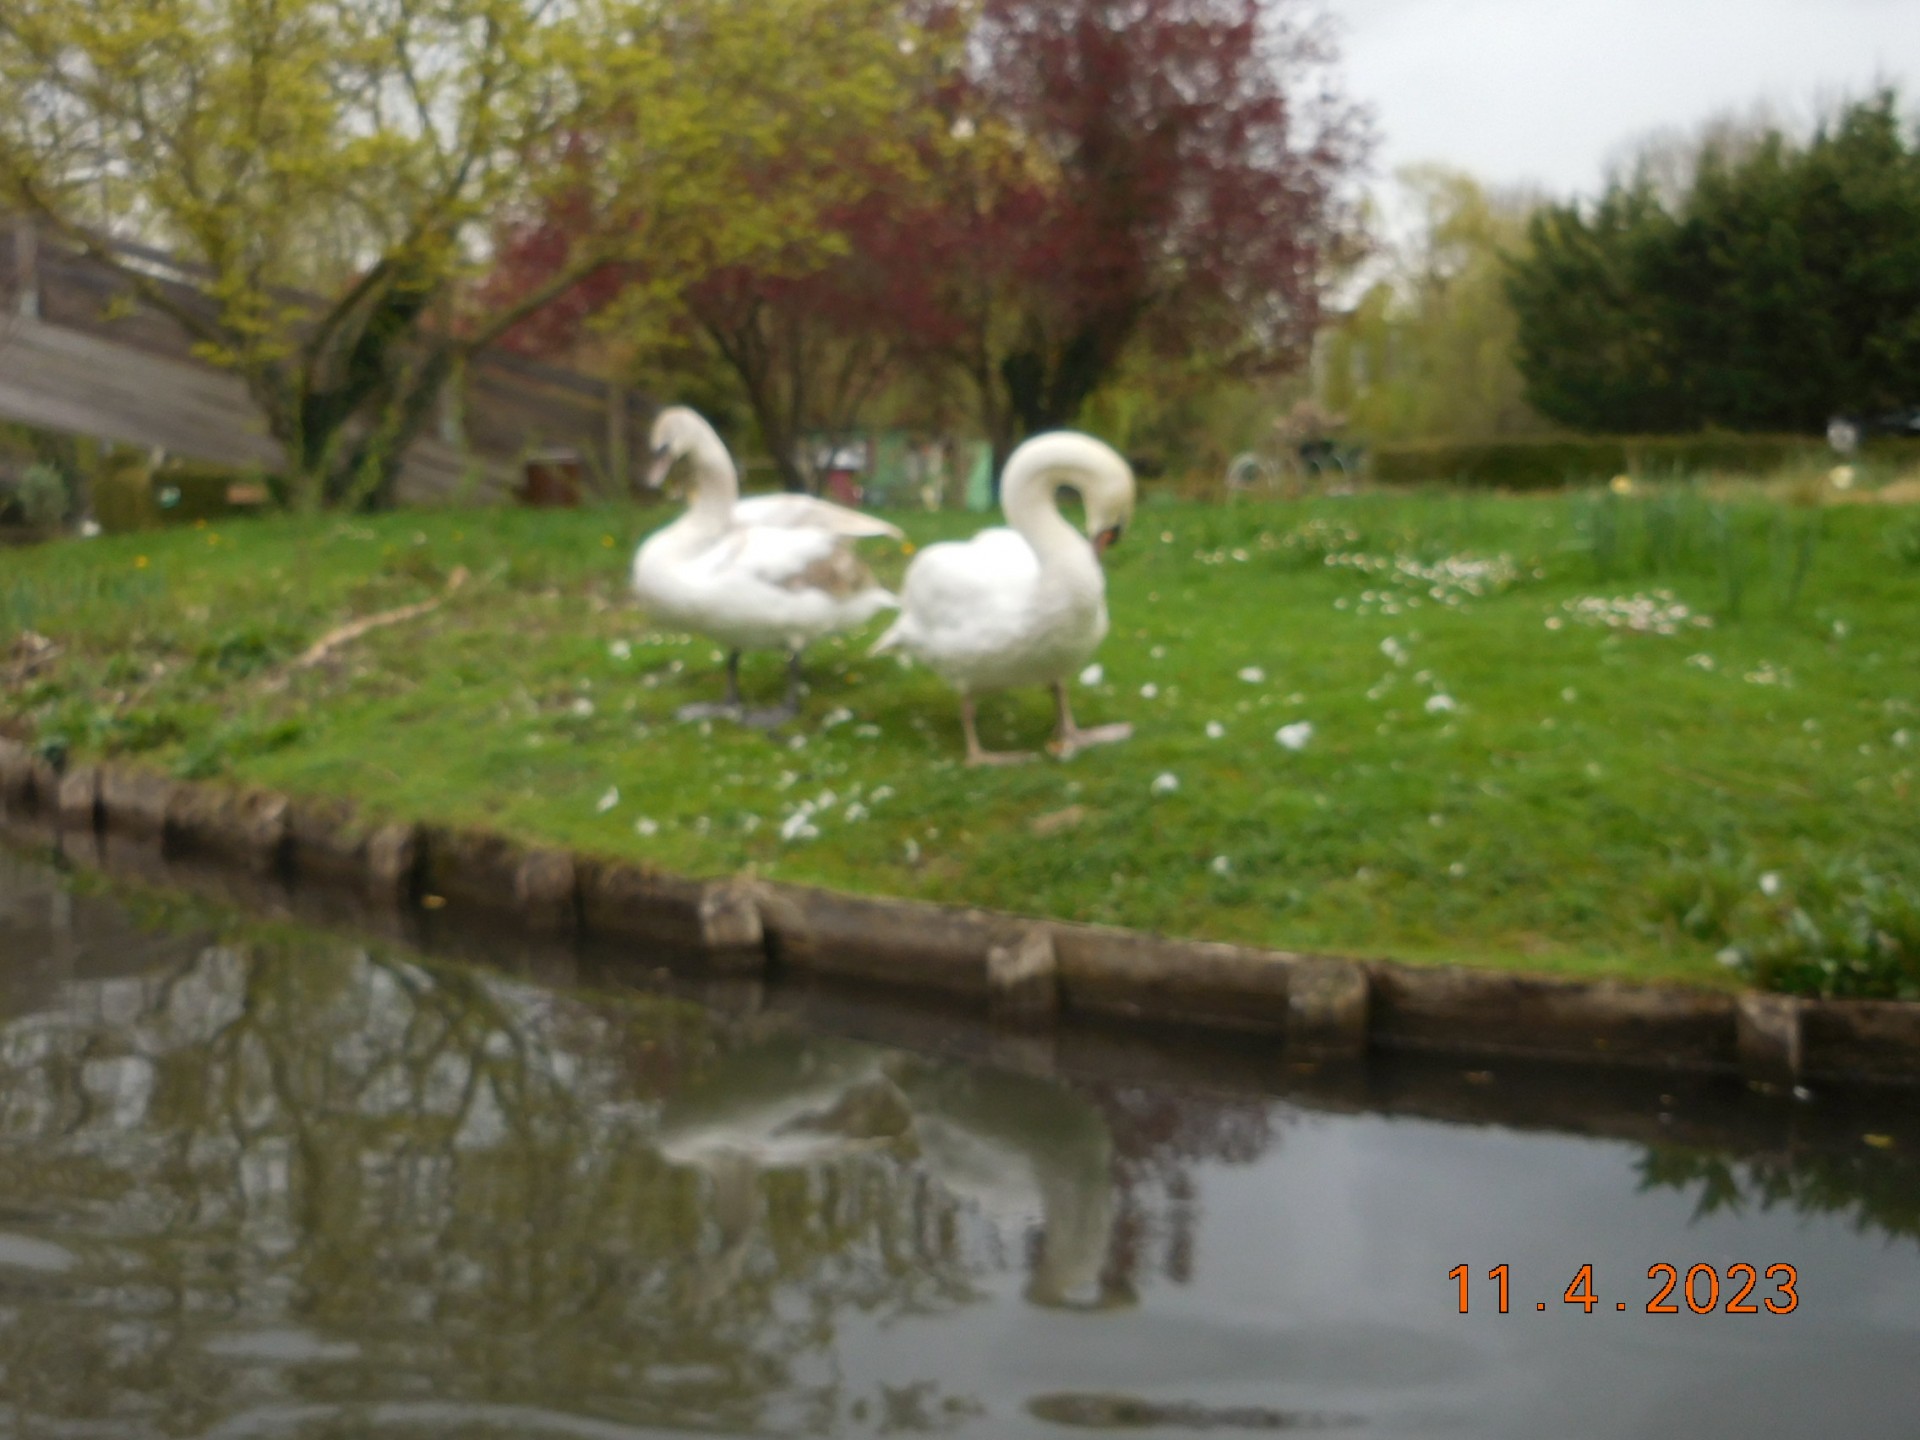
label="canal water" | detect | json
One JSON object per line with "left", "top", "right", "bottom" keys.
{"left": 2, "top": 843, "right": 1917, "bottom": 1439}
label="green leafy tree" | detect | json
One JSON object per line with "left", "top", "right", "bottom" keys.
{"left": 0, "top": 0, "right": 916, "bottom": 510}
{"left": 1316, "top": 167, "right": 1551, "bottom": 442}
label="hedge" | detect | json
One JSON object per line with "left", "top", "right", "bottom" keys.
{"left": 1368, "top": 434, "right": 1920, "bottom": 489}
{"left": 94, "top": 460, "right": 278, "bottom": 533}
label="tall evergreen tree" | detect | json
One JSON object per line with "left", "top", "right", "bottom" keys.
{"left": 1506, "top": 92, "right": 1920, "bottom": 434}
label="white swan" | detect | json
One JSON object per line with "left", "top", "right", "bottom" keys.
{"left": 871, "top": 431, "right": 1135, "bottom": 765}
{"left": 632, "top": 406, "right": 902, "bottom": 725}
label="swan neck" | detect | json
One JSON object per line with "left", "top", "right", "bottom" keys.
{"left": 1002, "top": 455, "right": 1086, "bottom": 565}
{"left": 684, "top": 434, "right": 739, "bottom": 526}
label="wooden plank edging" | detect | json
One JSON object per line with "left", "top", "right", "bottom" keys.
{"left": 2, "top": 737, "right": 1914, "bottom": 1087}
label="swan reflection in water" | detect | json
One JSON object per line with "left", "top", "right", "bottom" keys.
{"left": 656, "top": 1036, "right": 1136, "bottom": 1313}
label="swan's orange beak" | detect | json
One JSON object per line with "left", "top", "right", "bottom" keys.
{"left": 1093, "top": 524, "right": 1124, "bottom": 558}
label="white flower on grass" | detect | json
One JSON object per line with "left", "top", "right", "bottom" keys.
{"left": 741, "top": 814, "right": 762, "bottom": 834}
{"left": 634, "top": 817, "right": 659, "bottom": 837}
{"left": 854, "top": 723, "right": 881, "bottom": 739}
{"left": 1380, "top": 638, "right": 1408, "bottom": 665}
{"left": 570, "top": 697, "right": 595, "bottom": 718}
{"left": 1448, "top": 862, "right": 1467, "bottom": 877}
{"left": 595, "top": 786, "right": 620, "bottom": 814}
{"left": 1151, "top": 645, "right": 1167, "bottom": 659}
{"left": 1079, "top": 663, "right": 1104, "bottom": 686}
{"left": 1209, "top": 855, "right": 1233, "bottom": 876}
{"left": 1150, "top": 772, "right": 1180, "bottom": 796}
{"left": 787, "top": 733, "right": 808, "bottom": 750}
{"left": 1759, "top": 872, "right": 1782, "bottom": 897}
{"left": 1206, "top": 721, "right": 1226, "bottom": 740}
{"left": 1544, "top": 616, "right": 1564, "bottom": 630}
{"left": 780, "top": 808, "right": 820, "bottom": 842}
{"left": 1140, "top": 682, "right": 1159, "bottom": 699}
{"left": 1160, "top": 530, "right": 1174, "bottom": 543}
{"left": 1717, "top": 947, "right": 1746, "bottom": 969}
{"left": 814, "top": 790, "right": 839, "bottom": 811}
{"left": 1686, "top": 653, "right": 1716, "bottom": 671}
{"left": 1424, "top": 693, "right": 1457, "bottom": 714}
{"left": 1275, "top": 721, "right": 1314, "bottom": 751}
{"left": 871, "top": 785, "right": 896, "bottom": 802}
{"left": 843, "top": 802, "right": 869, "bottom": 822}
{"left": 821, "top": 707, "right": 854, "bottom": 729}
{"left": 1829, "top": 464, "right": 1856, "bottom": 490}
{"left": 609, "top": 639, "right": 632, "bottom": 661}
{"left": 1238, "top": 666, "right": 1265, "bottom": 683}
{"left": 904, "top": 838, "right": 922, "bottom": 864}
{"left": 1561, "top": 687, "right": 1578, "bottom": 702}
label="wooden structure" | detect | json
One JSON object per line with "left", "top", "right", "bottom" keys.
{"left": 0, "top": 216, "right": 644, "bottom": 505}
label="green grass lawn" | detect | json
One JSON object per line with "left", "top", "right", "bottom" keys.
{"left": 6, "top": 487, "right": 1918, "bottom": 995}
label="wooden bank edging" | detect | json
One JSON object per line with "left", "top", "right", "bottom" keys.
{"left": 4, "top": 737, "right": 1917, "bottom": 1088}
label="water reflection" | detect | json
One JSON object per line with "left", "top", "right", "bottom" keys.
{"left": 1638, "top": 1144, "right": 1920, "bottom": 1245}
{"left": 0, "top": 874, "right": 1266, "bottom": 1436}
{"left": 3, "top": 844, "right": 1920, "bottom": 1439}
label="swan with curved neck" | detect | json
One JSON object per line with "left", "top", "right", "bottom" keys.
{"left": 633, "top": 406, "right": 901, "bottom": 726}
{"left": 871, "top": 431, "right": 1135, "bottom": 765}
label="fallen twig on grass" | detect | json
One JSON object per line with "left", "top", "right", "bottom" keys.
{"left": 276, "top": 567, "right": 469, "bottom": 679}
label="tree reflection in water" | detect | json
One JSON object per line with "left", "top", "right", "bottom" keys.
{"left": 1638, "top": 1145, "right": 1920, "bottom": 1247}
{"left": 0, "top": 920, "right": 1276, "bottom": 1437}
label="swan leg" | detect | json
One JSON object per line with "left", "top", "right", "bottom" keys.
{"left": 962, "top": 694, "right": 1035, "bottom": 767}
{"left": 739, "top": 650, "right": 802, "bottom": 730}
{"left": 1047, "top": 681, "right": 1132, "bottom": 759}
{"left": 676, "top": 650, "right": 745, "bottom": 722}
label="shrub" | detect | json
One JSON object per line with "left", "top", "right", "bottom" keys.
{"left": 15, "top": 462, "right": 70, "bottom": 529}
{"left": 1657, "top": 850, "right": 1920, "bottom": 1000}
{"left": 1369, "top": 434, "right": 1920, "bottom": 489}
{"left": 152, "top": 463, "right": 277, "bottom": 521}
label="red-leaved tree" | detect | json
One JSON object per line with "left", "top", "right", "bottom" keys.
{"left": 889, "top": 0, "right": 1373, "bottom": 468}
{"left": 485, "top": 0, "right": 1369, "bottom": 487}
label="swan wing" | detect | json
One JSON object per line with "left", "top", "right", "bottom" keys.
{"left": 690, "top": 523, "right": 888, "bottom": 599}
{"left": 733, "top": 493, "right": 903, "bottom": 541}
{"left": 901, "top": 529, "right": 1037, "bottom": 613}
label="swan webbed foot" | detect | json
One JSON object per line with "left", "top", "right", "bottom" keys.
{"left": 959, "top": 694, "right": 1034, "bottom": 766}
{"left": 1048, "top": 721, "right": 1133, "bottom": 760}
{"left": 677, "top": 701, "right": 744, "bottom": 723}
{"left": 738, "top": 703, "right": 799, "bottom": 731}
{"left": 966, "top": 746, "right": 1038, "bottom": 767}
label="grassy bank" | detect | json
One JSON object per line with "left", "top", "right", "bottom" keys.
{"left": 5, "top": 488, "right": 1918, "bottom": 994}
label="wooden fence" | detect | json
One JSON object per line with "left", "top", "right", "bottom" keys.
{"left": 0, "top": 216, "right": 645, "bottom": 505}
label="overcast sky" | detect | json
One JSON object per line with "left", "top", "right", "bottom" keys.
{"left": 1331, "top": 0, "right": 1920, "bottom": 201}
